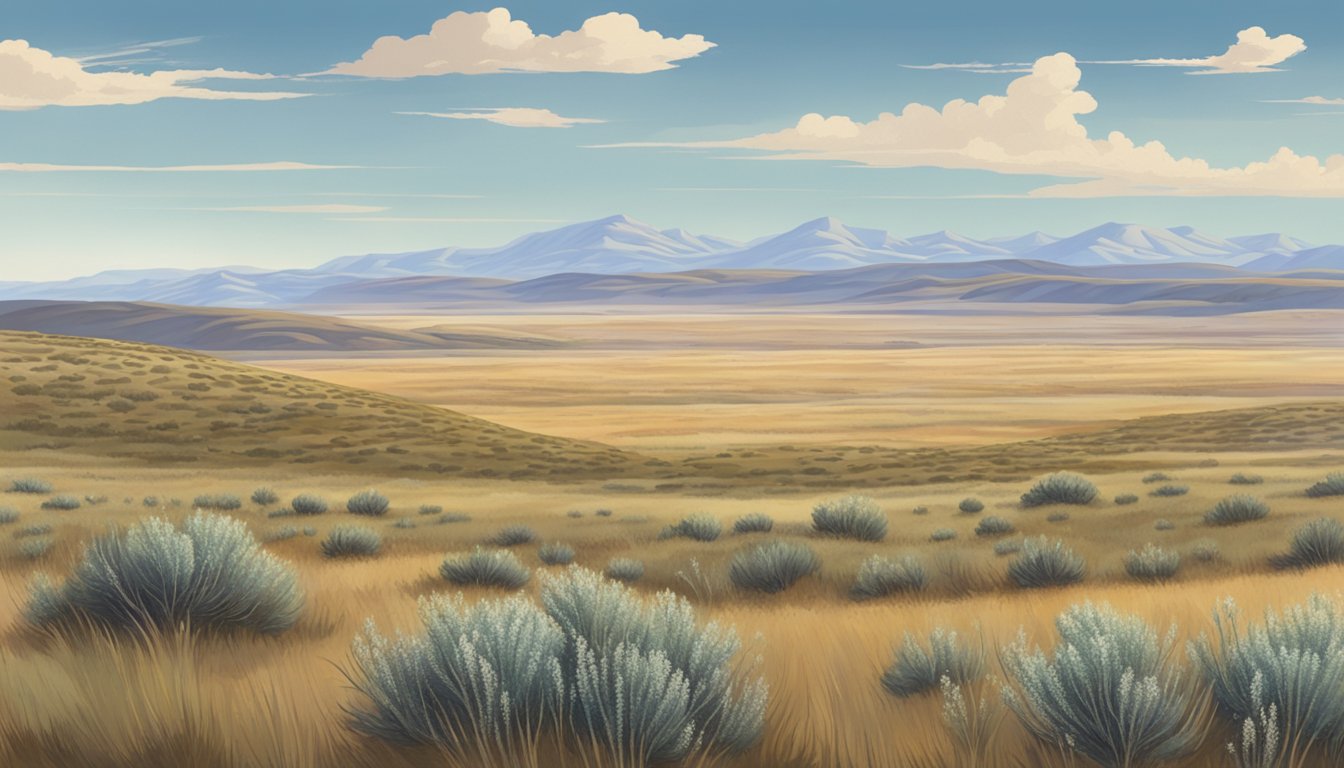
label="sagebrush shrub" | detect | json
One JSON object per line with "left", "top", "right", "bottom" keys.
{"left": 1020, "top": 472, "right": 1098, "bottom": 508}
{"left": 251, "top": 487, "right": 279, "bottom": 506}
{"left": 662, "top": 514, "right": 722, "bottom": 542}
{"left": 1124, "top": 543, "right": 1180, "bottom": 582}
{"left": 193, "top": 493, "right": 242, "bottom": 511}
{"left": 1229, "top": 473, "right": 1264, "bottom": 486}
{"left": 1008, "top": 537, "right": 1085, "bottom": 588}
{"left": 1002, "top": 602, "right": 1205, "bottom": 767}
{"left": 1115, "top": 493, "right": 1139, "bottom": 505}
{"left": 489, "top": 524, "right": 536, "bottom": 546}
{"left": 437, "top": 512, "right": 471, "bottom": 524}
{"left": 1150, "top": 484, "right": 1190, "bottom": 498}
{"left": 811, "top": 495, "right": 886, "bottom": 542}
{"left": 142, "top": 496, "right": 159, "bottom": 508}
{"left": 20, "top": 538, "right": 53, "bottom": 559}
{"left": 346, "top": 489, "right": 390, "bottom": 517}
{"left": 1154, "top": 518, "right": 1175, "bottom": 531}
{"left": 15, "top": 523, "right": 51, "bottom": 538}
{"left": 729, "top": 540, "right": 819, "bottom": 594}
{"left": 9, "top": 478, "right": 52, "bottom": 494}
{"left": 268, "top": 526, "right": 298, "bottom": 542}
{"left": 538, "top": 541, "right": 576, "bottom": 566}
{"left": 604, "top": 558, "right": 645, "bottom": 583}
{"left": 733, "top": 513, "right": 774, "bottom": 534}
{"left": 440, "top": 547, "right": 529, "bottom": 589}
{"left": 321, "top": 526, "right": 381, "bottom": 558}
{"left": 417, "top": 504, "right": 443, "bottom": 516}
{"left": 912, "top": 505, "right": 929, "bottom": 516}
{"left": 594, "top": 508, "right": 613, "bottom": 518}
{"left": 0, "top": 507, "right": 17, "bottom": 524}
{"left": 24, "top": 512, "right": 302, "bottom": 635}
{"left": 882, "top": 628, "right": 984, "bottom": 697}
{"left": 1143, "top": 472, "right": 1172, "bottom": 484}
{"left": 993, "top": 539, "right": 1022, "bottom": 556}
{"left": 1305, "top": 473, "right": 1344, "bottom": 498}
{"left": 1205, "top": 495, "right": 1269, "bottom": 526}
{"left": 852, "top": 554, "right": 926, "bottom": 599}
{"left": 1046, "top": 511, "right": 1070, "bottom": 523}
{"left": 566, "top": 509, "right": 584, "bottom": 519}
{"left": 41, "top": 495, "right": 81, "bottom": 510}
{"left": 1190, "top": 540, "right": 1220, "bottom": 562}
{"left": 392, "top": 517, "right": 415, "bottom": 529}
{"left": 974, "top": 516, "right": 1014, "bottom": 537}
{"left": 1274, "top": 518, "right": 1344, "bottom": 569}
{"left": 930, "top": 528, "right": 957, "bottom": 542}
{"left": 958, "top": 498, "right": 985, "bottom": 515}
{"left": 290, "top": 494, "right": 328, "bottom": 516}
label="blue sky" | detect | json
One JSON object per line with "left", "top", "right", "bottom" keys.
{"left": 1, "top": 0, "right": 1342, "bottom": 280}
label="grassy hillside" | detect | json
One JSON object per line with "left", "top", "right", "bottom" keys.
{"left": 0, "top": 331, "right": 639, "bottom": 479}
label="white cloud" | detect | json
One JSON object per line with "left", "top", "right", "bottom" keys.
{"left": 198, "top": 204, "right": 387, "bottom": 214}
{"left": 324, "top": 7, "right": 714, "bottom": 77}
{"left": 0, "top": 161, "right": 348, "bottom": 172}
{"left": 908, "top": 27, "right": 1305, "bottom": 76}
{"left": 604, "top": 52, "right": 1344, "bottom": 198}
{"left": 0, "top": 39, "right": 306, "bottom": 109}
{"left": 398, "top": 107, "right": 604, "bottom": 128}
{"left": 1264, "top": 96, "right": 1344, "bottom": 105}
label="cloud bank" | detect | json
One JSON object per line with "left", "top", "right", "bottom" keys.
{"left": 324, "top": 7, "right": 714, "bottom": 77}
{"left": 398, "top": 107, "right": 604, "bottom": 128}
{"left": 607, "top": 53, "right": 1344, "bottom": 197}
{"left": 0, "top": 39, "right": 306, "bottom": 109}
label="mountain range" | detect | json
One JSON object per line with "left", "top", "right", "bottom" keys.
{"left": 2, "top": 215, "right": 1342, "bottom": 308}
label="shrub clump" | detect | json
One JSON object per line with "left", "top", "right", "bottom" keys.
{"left": 1229, "top": 473, "right": 1264, "bottom": 486}
{"left": 661, "top": 514, "right": 722, "bottom": 542}
{"left": 732, "top": 513, "right": 774, "bottom": 534}
{"left": 1149, "top": 484, "right": 1189, "bottom": 498}
{"left": 24, "top": 512, "right": 302, "bottom": 635}
{"left": 1189, "top": 540, "right": 1219, "bottom": 562}
{"left": 19, "top": 538, "right": 53, "bottom": 559}
{"left": 812, "top": 495, "right": 886, "bottom": 541}
{"left": 912, "top": 505, "right": 929, "bottom": 516}
{"left": 852, "top": 554, "right": 926, "bottom": 599}
{"left": 1124, "top": 543, "right": 1180, "bottom": 582}
{"left": 538, "top": 542, "right": 576, "bottom": 566}
{"left": 9, "top": 478, "right": 52, "bottom": 494}
{"left": 1002, "top": 602, "right": 1205, "bottom": 767}
{"left": 1114, "top": 493, "right": 1139, "bottom": 505}
{"left": 321, "top": 526, "right": 381, "bottom": 558}
{"left": 440, "top": 547, "right": 529, "bottom": 589}
{"left": 1020, "top": 472, "right": 1098, "bottom": 508}
{"left": 1154, "top": 518, "right": 1175, "bottom": 531}
{"left": 251, "top": 487, "right": 279, "bottom": 506}
{"left": 1204, "top": 495, "right": 1269, "bottom": 526}
{"left": 958, "top": 498, "right": 985, "bottom": 514}
{"left": 729, "top": 540, "right": 819, "bottom": 594}
{"left": 881, "top": 629, "right": 984, "bottom": 697}
{"left": 930, "top": 528, "right": 957, "bottom": 542}
{"left": 0, "top": 507, "right": 18, "bottom": 525}
{"left": 973, "top": 516, "right": 1014, "bottom": 537}
{"left": 41, "top": 495, "right": 81, "bottom": 510}
{"left": 489, "top": 525, "right": 536, "bottom": 547}
{"left": 346, "top": 489, "right": 390, "bottom": 517}
{"left": 193, "top": 493, "right": 242, "bottom": 511}
{"left": 417, "top": 504, "right": 443, "bottom": 516}
{"left": 1142, "top": 472, "right": 1172, "bottom": 484}
{"left": 604, "top": 558, "right": 645, "bottom": 583}
{"left": 1274, "top": 518, "right": 1344, "bottom": 569}
{"left": 993, "top": 539, "right": 1022, "bottom": 556}
{"left": 1046, "top": 511, "right": 1070, "bottom": 523}
{"left": 1007, "top": 537, "right": 1085, "bottom": 589}
{"left": 290, "top": 494, "right": 329, "bottom": 516}
{"left": 1305, "top": 472, "right": 1344, "bottom": 498}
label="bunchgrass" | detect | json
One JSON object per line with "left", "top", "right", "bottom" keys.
{"left": 1272, "top": 518, "right": 1344, "bottom": 569}
{"left": 440, "top": 547, "right": 529, "bottom": 589}
{"left": 1007, "top": 537, "right": 1085, "bottom": 589}
{"left": 733, "top": 513, "right": 774, "bottom": 534}
{"left": 1305, "top": 473, "right": 1344, "bottom": 498}
{"left": 812, "top": 495, "right": 886, "bottom": 541}
{"left": 538, "top": 541, "right": 576, "bottom": 566}
{"left": 346, "top": 489, "right": 390, "bottom": 517}
{"left": 604, "top": 557, "right": 645, "bottom": 583}
{"left": 882, "top": 628, "right": 984, "bottom": 698}
{"left": 1204, "top": 495, "right": 1269, "bottom": 526}
{"left": 1124, "top": 543, "right": 1180, "bottom": 582}
{"left": 852, "top": 554, "right": 926, "bottom": 599}
{"left": 321, "top": 526, "right": 381, "bottom": 558}
{"left": 729, "top": 540, "right": 819, "bottom": 594}
{"left": 1020, "top": 472, "right": 1098, "bottom": 508}
{"left": 41, "top": 495, "right": 81, "bottom": 511}
{"left": 661, "top": 514, "right": 722, "bottom": 542}
{"left": 488, "top": 525, "right": 536, "bottom": 547}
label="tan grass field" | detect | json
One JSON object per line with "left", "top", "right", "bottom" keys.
{"left": 2, "top": 310, "right": 1344, "bottom": 766}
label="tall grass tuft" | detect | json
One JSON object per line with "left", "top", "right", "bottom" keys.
{"left": 661, "top": 514, "right": 722, "bottom": 542}
{"left": 193, "top": 493, "right": 242, "bottom": 511}
{"left": 1124, "top": 543, "right": 1181, "bottom": 582}
{"left": 1150, "top": 484, "right": 1190, "bottom": 498}
{"left": 1002, "top": 602, "right": 1206, "bottom": 767}
{"left": 729, "top": 540, "right": 819, "bottom": 594}
{"left": 881, "top": 628, "right": 984, "bottom": 698}
{"left": 250, "top": 487, "right": 279, "bottom": 506}
{"left": 321, "top": 526, "right": 381, "bottom": 558}
{"left": 1205, "top": 495, "right": 1270, "bottom": 526}
{"left": 812, "top": 495, "right": 886, "bottom": 541}
{"left": 604, "top": 558, "right": 645, "bottom": 583}
{"left": 1007, "top": 537, "right": 1085, "bottom": 589}
{"left": 346, "top": 489, "right": 390, "bottom": 517}
{"left": 538, "top": 542, "right": 576, "bottom": 566}
{"left": 1273, "top": 518, "right": 1344, "bottom": 569}
{"left": 1305, "top": 473, "right": 1344, "bottom": 498}
{"left": 489, "top": 525, "right": 537, "bottom": 547}
{"left": 1020, "top": 472, "right": 1098, "bottom": 508}
{"left": 732, "top": 513, "right": 774, "bottom": 534}
{"left": 852, "top": 554, "right": 926, "bottom": 600}
{"left": 0, "top": 507, "right": 18, "bottom": 525}
{"left": 440, "top": 547, "right": 530, "bottom": 589}
{"left": 24, "top": 512, "right": 302, "bottom": 635}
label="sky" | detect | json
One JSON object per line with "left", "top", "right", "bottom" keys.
{"left": 1, "top": 0, "right": 1342, "bottom": 280}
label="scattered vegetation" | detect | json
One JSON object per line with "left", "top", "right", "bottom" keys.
{"left": 14, "top": 523, "right": 52, "bottom": 538}
{"left": 1150, "top": 484, "right": 1189, "bottom": 497}
{"left": 852, "top": 554, "right": 926, "bottom": 599}
{"left": 41, "top": 495, "right": 81, "bottom": 510}
{"left": 1305, "top": 472, "right": 1344, "bottom": 498}
{"left": 1124, "top": 543, "right": 1180, "bottom": 582}
{"left": 1273, "top": 518, "right": 1344, "bottom": 569}
{"left": 604, "top": 557, "right": 645, "bottom": 583}
{"left": 729, "top": 540, "right": 819, "bottom": 594}
{"left": 418, "top": 504, "right": 443, "bottom": 516}
{"left": 1019, "top": 472, "right": 1098, "bottom": 508}
{"left": 1204, "top": 495, "right": 1270, "bottom": 526}
{"left": 1114, "top": 493, "right": 1139, "bottom": 505}
{"left": 1046, "top": 512, "right": 1070, "bottom": 523}
{"left": 1154, "top": 518, "right": 1175, "bottom": 531}
{"left": 1190, "top": 540, "right": 1220, "bottom": 562}
{"left": 489, "top": 524, "right": 537, "bottom": 546}
{"left": 0, "top": 507, "right": 17, "bottom": 525}
{"left": 973, "top": 516, "right": 1014, "bottom": 537}
{"left": 8, "top": 478, "right": 52, "bottom": 494}
{"left": 538, "top": 541, "right": 576, "bottom": 566}
{"left": 321, "top": 526, "right": 381, "bottom": 558}
{"left": 812, "top": 495, "right": 886, "bottom": 541}
{"left": 19, "top": 538, "right": 53, "bottom": 559}
{"left": 958, "top": 498, "right": 984, "bottom": 514}
{"left": 1007, "top": 537, "right": 1085, "bottom": 589}
{"left": 193, "top": 493, "right": 242, "bottom": 511}
{"left": 930, "top": 528, "right": 957, "bottom": 542}
{"left": 346, "top": 489, "right": 390, "bottom": 517}
{"left": 1142, "top": 472, "right": 1172, "bottom": 484}
{"left": 733, "top": 513, "right": 774, "bottom": 534}
{"left": 1228, "top": 473, "right": 1264, "bottom": 486}
{"left": 881, "top": 628, "right": 984, "bottom": 698}
{"left": 440, "top": 547, "right": 530, "bottom": 589}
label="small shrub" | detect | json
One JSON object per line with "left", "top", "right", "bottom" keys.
{"left": 594, "top": 508, "right": 613, "bottom": 517}
{"left": 15, "top": 523, "right": 52, "bottom": 538}
{"left": 1274, "top": 518, "right": 1344, "bottom": 569}
{"left": 1305, "top": 473, "right": 1344, "bottom": 498}
{"left": 392, "top": 517, "right": 415, "bottom": 529}
{"left": 958, "top": 498, "right": 985, "bottom": 515}
{"left": 489, "top": 525, "right": 536, "bottom": 546}
{"left": 1020, "top": 472, "right": 1098, "bottom": 508}
{"left": 1003, "top": 602, "right": 1204, "bottom": 767}
{"left": 1114, "top": 493, "right": 1139, "bottom": 505}
{"left": 1008, "top": 537, "right": 1085, "bottom": 588}
{"left": 1189, "top": 539, "right": 1219, "bottom": 562}
{"left": 84, "top": 495, "right": 108, "bottom": 506}
{"left": 729, "top": 540, "right": 819, "bottom": 594}
{"left": 881, "top": 629, "right": 984, "bottom": 697}
{"left": 930, "top": 528, "right": 957, "bottom": 542}
{"left": 20, "top": 538, "right": 54, "bottom": 559}
{"left": 604, "top": 557, "right": 645, "bottom": 583}
{"left": 268, "top": 526, "right": 299, "bottom": 542}
{"left": 142, "top": 496, "right": 159, "bottom": 508}
{"left": 290, "top": 494, "right": 329, "bottom": 516}
{"left": 0, "top": 508, "right": 18, "bottom": 525}
{"left": 993, "top": 539, "right": 1022, "bottom": 556}
{"left": 251, "top": 487, "right": 279, "bottom": 506}
{"left": 1205, "top": 495, "right": 1269, "bottom": 526}
{"left": 9, "top": 478, "right": 52, "bottom": 494}
{"left": 321, "top": 526, "right": 381, "bottom": 558}
{"left": 733, "top": 513, "right": 774, "bottom": 534}
{"left": 24, "top": 512, "right": 302, "bottom": 635}
{"left": 1142, "top": 472, "right": 1172, "bottom": 484}
{"left": 437, "top": 512, "right": 471, "bottom": 524}
{"left": 852, "top": 554, "right": 926, "bottom": 599}
{"left": 662, "top": 514, "right": 722, "bottom": 542}
{"left": 440, "top": 547, "right": 529, "bottom": 589}
{"left": 417, "top": 504, "right": 443, "bottom": 516}
{"left": 912, "top": 505, "right": 929, "bottom": 516}
{"left": 1229, "top": 473, "right": 1264, "bottom": 486}
{"left": 538, "top": 542, "right": 576, "bottom": 566}
{"left": 1046, "top": 512, "right": 1070, "bottom": 523}
{"left": 1154, "top": 518, "right": 1175, "bottom": 531}
{"left": 193, "top": 493, "right": 242, "bottom": 511}
{"left": 1150, "top": 484, "right": 1189, "bottom": 498}
{"left": 346, "top": 489, "right": 390, "bottom": 517}
{"left": 1124, "top": 543, "right": 1180, "bottom": 582}
{"left": 302, "top": 526, "right": 317, "bottom": 537}
{"left": 566, "top": 509, "right": 584, "bottom": 518}
{"left": 41, "top": 495, "right": 81, "bottom": 511}
{"left": 974, "top": 516, "right": 1014, "bottom": 537}
{"left": 812, "top": 495, "right": 886, "bottom": 541}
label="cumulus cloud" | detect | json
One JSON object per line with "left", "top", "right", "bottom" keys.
{"left": 324, "top": 7, "right": 714, "bottom": 77}
{"left": 605, "top": 52, "right": 1344, "bottom": 197}
{"left": 398, "top": 107, "right": 604, "bottom": 128}
{"left": 0, "top": 39, "right": 307, "bottom": 109}
{"left": 907, "top": 27, "right": 1305, "bottom": 76}
{"left": 0, "top": 161, "right": 347, "bottom": 172}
